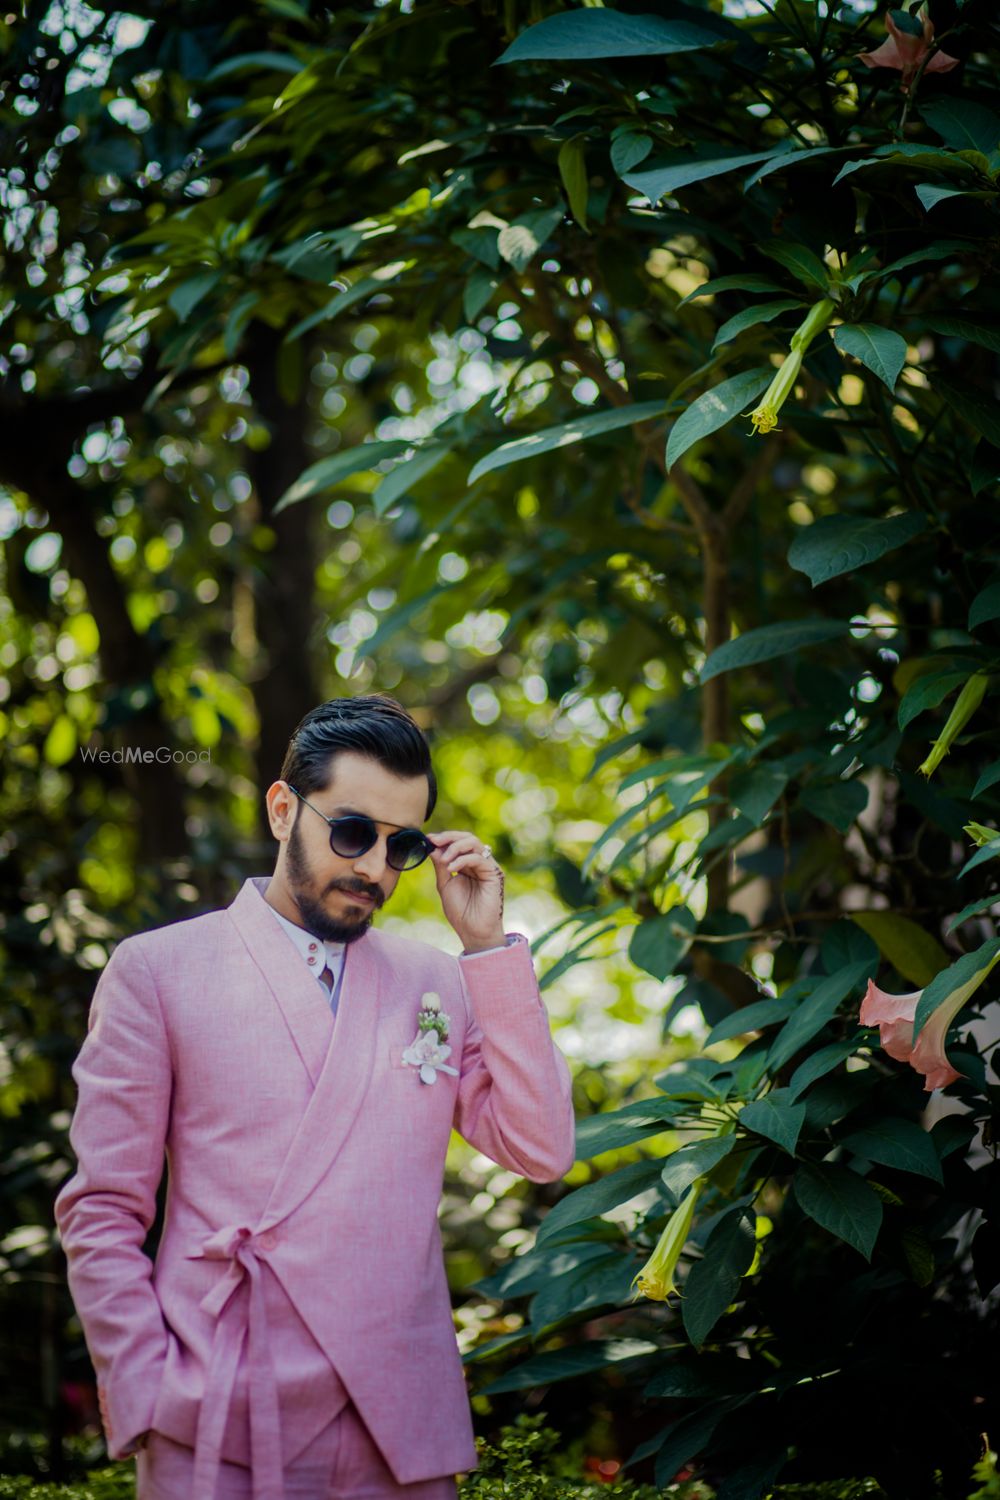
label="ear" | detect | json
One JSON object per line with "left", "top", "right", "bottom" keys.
{"left": 265, "top": 781, "right": 297, "bottom": 840}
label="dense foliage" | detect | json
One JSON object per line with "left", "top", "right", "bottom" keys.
{"left": 4, "top": 0, "right": 1000, "bottom": 1493}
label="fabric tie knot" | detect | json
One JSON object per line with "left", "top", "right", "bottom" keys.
{"left": 188, "top": 1222, "right": 285, "bottom": 1500}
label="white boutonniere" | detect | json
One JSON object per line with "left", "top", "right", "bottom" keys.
{"left": 401, "top": 991, "right": 458, "bottom": 1084}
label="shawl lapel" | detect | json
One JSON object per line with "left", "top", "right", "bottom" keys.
{"left": 226, "top": 876, "right": 381, "bottom": 1227}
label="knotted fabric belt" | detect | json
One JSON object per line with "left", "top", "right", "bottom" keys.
{"left": 187, "top": 1224, "right": 284, "bottom": 1500}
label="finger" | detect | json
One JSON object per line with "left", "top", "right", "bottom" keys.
{"left": 428, "top": 831, "right": 479, "bottom": 856}
{"left": 444, "top": 852, "right": 499, "bottom": 878}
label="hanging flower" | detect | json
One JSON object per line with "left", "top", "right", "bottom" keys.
{"left": 859, "top": 979, "right": 961, "bottom": 1091}
{"left": 631, "top": 1178, "right": 705, "bottom": 1302}
{"left": 748, "top": 298, "right": 836, "bottom": 436}
{"left": 857, "top": 5, "right": 959, "bottom": 93}
{"left": 918, "top": 671, "right": 988, "bottom": 778}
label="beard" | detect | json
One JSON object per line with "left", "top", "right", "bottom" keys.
{"left": 284, "top": 819, "right": 384, "bottom": 944}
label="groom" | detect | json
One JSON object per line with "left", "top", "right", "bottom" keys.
{"left": 55, "top": 694, "right": 576, "bottom": 1499}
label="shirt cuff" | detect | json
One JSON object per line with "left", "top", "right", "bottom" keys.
{"left": 459, "top": 934, "right": 521, "bottom": 959}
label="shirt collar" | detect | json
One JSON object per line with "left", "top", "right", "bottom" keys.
{"left": 265, "top": 902, "right": 346, "bottom": 970}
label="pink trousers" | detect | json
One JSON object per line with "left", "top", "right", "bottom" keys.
{"left": 135, "top": 1401, "right": 460, "bottom": 1500}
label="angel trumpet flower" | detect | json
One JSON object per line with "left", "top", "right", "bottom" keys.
{"left": 860, "top": 979, "right": 961, "bottom": 1092}
{"left": 748, "top": 298, "right": 836, "bottom": 435}
{"left": 631, "top": 1177, "right": 705, "bottom": 1302}
{"left": 918, "top": 671, "right": 988, "bottom": 778}
{"left": 857, "top": 4, "right": 959, "bottom": 93}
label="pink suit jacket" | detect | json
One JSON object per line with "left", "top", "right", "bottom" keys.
{"left": 54, "top": 875, "right": 576, "bottom": 1500}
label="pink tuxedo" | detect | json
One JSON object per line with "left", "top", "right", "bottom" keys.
{"left": 54, "top": 876, "right": 576, "bottom": 1500}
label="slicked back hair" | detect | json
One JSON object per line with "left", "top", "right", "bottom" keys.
{"left": 279, "top": 695, "right": 437, "bottom": 819}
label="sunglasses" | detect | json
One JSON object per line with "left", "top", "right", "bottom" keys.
{"left": 286, "top": 785, "right": 434, "bottom": 872}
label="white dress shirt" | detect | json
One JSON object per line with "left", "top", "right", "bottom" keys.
{"left": 265, "top": 904, "right": 347, "bottom": 1013}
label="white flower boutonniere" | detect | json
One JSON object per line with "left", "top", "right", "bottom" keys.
{"left": 402, "top": 991, "right": 459, "bottom": 1084}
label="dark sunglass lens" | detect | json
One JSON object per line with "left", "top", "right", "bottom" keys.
{"left": 329, "top": 816, "right": 377, "bottom": 859}
{"left": 387, "top": 832, "right": 431, "bottom": 871}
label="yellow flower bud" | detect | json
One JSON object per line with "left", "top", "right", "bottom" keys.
{"left": 918, "top": 672, "right": 989, "bottom": 778}
{"left": 631, "top": 1178, "right": 705, "bottom": 1302}
{"left": 746, "top": 297, "right": 836, "bottom": 436}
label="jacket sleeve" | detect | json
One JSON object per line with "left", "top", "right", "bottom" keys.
{"left": 453, "top": 933, "right": 576, "bottom": 1183}
{"left": 53, "top": 936, "right": 172, "bottom": 1458}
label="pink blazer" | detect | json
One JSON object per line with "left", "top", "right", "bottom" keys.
{"left": 54, "top": 876, "right": 576, "bottom": 1500}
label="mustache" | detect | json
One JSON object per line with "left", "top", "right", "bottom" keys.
{"left": 329, "top": 880, "right": 383, "bottom": 905}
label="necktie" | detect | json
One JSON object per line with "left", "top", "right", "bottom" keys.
{"left": 318, "top": 964, "right": 335, "bottom": 997}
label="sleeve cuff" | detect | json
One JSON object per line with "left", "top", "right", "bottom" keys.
{"left": 459, "top": 934, "right": 523, "bottom": 959}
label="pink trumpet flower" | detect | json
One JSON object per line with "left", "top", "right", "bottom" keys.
{"left": 857, "top": 5, "right": 959, "bottom": 94}
{"left": 859, "top": 979, "right": 961, "bottom": 1091}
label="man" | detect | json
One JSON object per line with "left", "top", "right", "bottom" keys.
{"left": 55, "top": 694, "right": 576, "bottom": 1500}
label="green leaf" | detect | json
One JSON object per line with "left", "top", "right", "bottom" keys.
{"left": 480, "top": 1340, "right": 658, "bottom": 1394}
{"left": 558, "top": 137, "right": 589, "bottom": 231}
{"left": 206, "top": 50, "right": 304, "bottom": 79}
{"left": 742, "top": 144, "right": 847, "bottom": 191}
{"left": 536, "top": 1158, "right": 666, "bottom": 1244}
{"left": 665, "top": 366, "right": 772, "bottom": 470}
{"left": 738, "top": 1093, "right": 806, "bottom": 1154}
{"left": 625, "top": 150, "right": 781, "bottom": 205}
{"left": 628, "top": 907, "right": 697, "bottom": 981}
{"left": 889, "top": 6, "right": 924, "bottom": 36}
{"left": 787, "top": 1039, "right": 860, "bottom": 1102}
{"left": 700, "top": 619, "right": 851, "bottom": 683}
{"left": 897, "top": 668, "right": 968, "bottom": 730}
{"left": 915, "top": 182, "right": 980, "bottom": 212}
{"left": 274, "top": 440, "right": 408, "bottom": 513}
{"left": 660, "top": 1135, "right": 737, "bottom": 1201}
{"left": 610, "top": 132, "right": 653, "bottom": 176}
{"left": 452, "top": 226, "right": 502, "bottom": 271}
{"left": 652, "top": 1405, "right": 736, "bottom": 1489}
{"left": 959, "top": 836, "right": 1000, "bottom": 880}
{"left": 948, "top": 894, "right": 1000, "bottom": 933}
{"left": 873, "top": 241, "right": 974, "bottom": 281}
{"left": 468, "top": 400, "right": 665, "bottom": 486}
{"left": 788, "top": 511, "right": 925, "bottom": 587}
{"left": 682, "top": 1207, "right": 756, "bottom": 1347}
{"left": 969, "top": 583, "right": 1000, "bottom": 631}
{"left": 768, "top": 959, "right": 874, "bottom": 1072}
{"left": 935, "top": 375, "right": 1000, "bottom": 449}
{"left": 463, "top": 268, "right": 501, "bottom": 323}
{"left": 681, "top": 274, "right": 787, "bottom": 306}
{"left": 705, "top": 997, "right": 794, "bottom": 1046}
{"left": 759, "top": 240, "right": 831, "bottom": 292}
{"left": 727, "top": 764, "right": 789, "bottom": 825}
{"left": 497, "top": 206, "right": 564, "bottom": 272}
{"left": 496, "top": 11, "right": 722, "bottom": 63}
{"left": 973, "top": 756, "right": 1000, "bottom": 797}
{"left": 849, "top": 911, "right": 949, "bottom": 987}
{"left": 287, "top": 261, "right": 414, "bottom": 340}
{"left": 531, "top": 1251, "right": 638, "bottom": 1333}
{"left": 711, "top": 299, "right": 804, "bottom": 352}
{"left": 913, "top": 936, "right": 1000, "bottom": 1040}
{"left": 834, "top": 324, "right": 908, "bottom": 393}
{"left": 841, "top": 1118, "right": 943, "bottom": 1184}
{"left": 372, "top": 444, "right": 450, "bottom": 517}
{"left": 223, "top": 292, "right": 258, "bottom": 358}
{"left": 168, "top": 271, "right": 220, "bottom": 323}
{"left": 575, "top": 1097, "right": 684, "bottom": 1158}
{"left": 792, "top": 1162, "right": 883, "bottom": 1260}
{"left": 798, "top": 779, "right": 868, "bottom": 833}
{"left": 920, "top": 98, "right": 1000, "bottom": 155}
{"left": 926, "top": 314, "right": 1000, "bottom": 357}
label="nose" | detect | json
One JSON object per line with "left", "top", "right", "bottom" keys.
{"left": 351, "top": 838, "right": 388, "bottom": 884}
